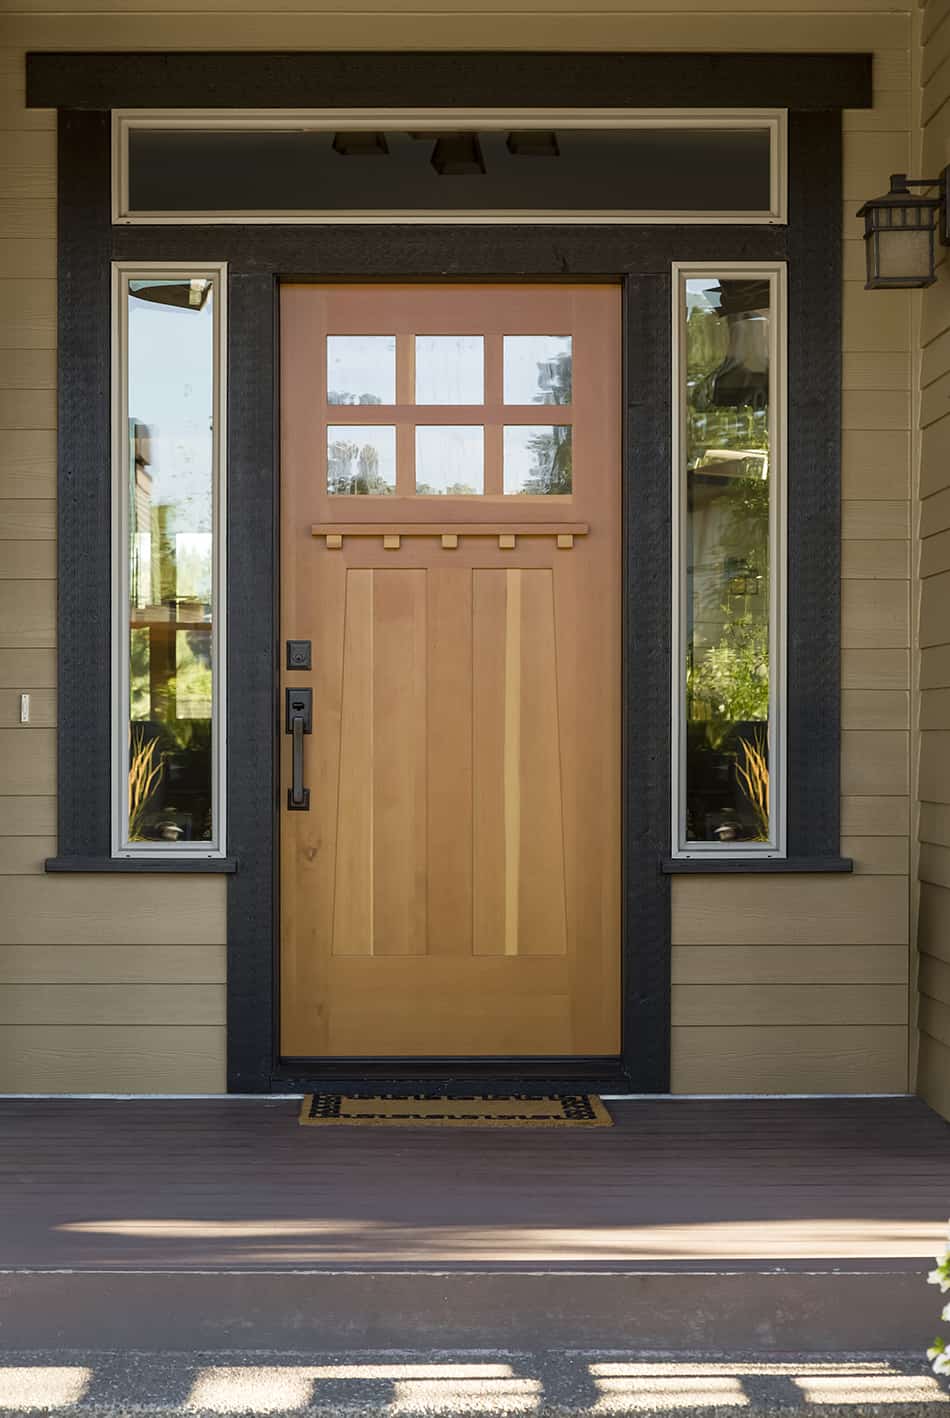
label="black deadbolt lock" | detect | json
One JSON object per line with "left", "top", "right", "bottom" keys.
{"left": 286, "top": 639, "right": 312, "bottom": 670}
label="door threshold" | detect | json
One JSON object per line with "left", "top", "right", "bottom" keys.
{"left": 273, "top": 1056, "right": 629, "bottom": 1095}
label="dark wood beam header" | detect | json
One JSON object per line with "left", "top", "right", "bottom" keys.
{"left": 27, "top": 50, "right": 873, "bottom": 111}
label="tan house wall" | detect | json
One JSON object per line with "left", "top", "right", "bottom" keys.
{"left": 917, "top": 0, "right": 950, "bottom": 1119}
{"left": 0, "top": 0, "right": 915, "bottom": 1093}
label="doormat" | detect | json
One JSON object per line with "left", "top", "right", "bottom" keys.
{"left": 298, "top": 1093, "right": 613, "bottom": 1127}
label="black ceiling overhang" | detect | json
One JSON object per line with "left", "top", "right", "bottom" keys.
{"left": 26, "top": 50, "right": 873, "bottom": 111}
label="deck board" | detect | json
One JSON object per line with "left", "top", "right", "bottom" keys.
{"left": 1, "top": 1097, "right": 948, "bottom": 1272}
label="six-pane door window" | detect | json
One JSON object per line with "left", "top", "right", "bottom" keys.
{"left": 325, "top": 333, "right": 573, "bottom": 497}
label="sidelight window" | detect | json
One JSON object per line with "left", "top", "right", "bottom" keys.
{"left": 672, "top": 264, "right": 786, "bottom": 857}
{"left": 112, "top": 263, "right": 227, "bottom": 857}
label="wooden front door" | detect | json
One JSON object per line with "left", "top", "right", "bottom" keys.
{"left": 280, "top": 284, "right": 621, "bottom": 1059}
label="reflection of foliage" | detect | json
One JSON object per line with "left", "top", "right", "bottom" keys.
{"left": 735, "top": 729, "right": 770, "bottom": 841}
{"left": 417, "top": 481, "right": 479, "bottom": 496}
{"left": 687, "top": 616, "right": 769, "bottom": 748}
{"left": 174, "top": 629, "right": 213, "bottom": 721}
{"left": 328, "top": 392, "right": 382, "bottom": 406}
{"left": 535, "top": 350, "right": 572, "bottom": 405}
{"left": 520, "top": 427, "right": 572, "bottom": 494}
{"left": 129, "top": 626, "right": 150, "bottom": 721}
{"left": 328, "top": 439, "right": 393, "bottom": 495}
{"left": 128, "top": 727, "right": 164, "bottom": 841}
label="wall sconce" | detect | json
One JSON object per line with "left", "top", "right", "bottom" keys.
{"left": 857, "top": 171, "right": 949, "bottom": 289}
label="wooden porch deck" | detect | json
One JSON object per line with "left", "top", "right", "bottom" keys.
{"left": 2, "top": 1096, "right": 948, "bottom": 1271}
{"left": 2, "top": 1096, "right": 949, "bottom": 1352}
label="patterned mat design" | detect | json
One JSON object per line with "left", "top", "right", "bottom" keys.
{"left": 298, "top": 1092, "right": 613, "bottom": 1127}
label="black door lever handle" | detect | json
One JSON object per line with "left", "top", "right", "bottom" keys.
{"left": 285, "top": 688, "right": 313, "bottom": 811}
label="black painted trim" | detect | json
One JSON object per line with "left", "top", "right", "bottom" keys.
{"left": 56, "top": 110, "right": 112, "bottom": 862}
{"left": 662, "top": 857, "right": 853, "bottom": 874}
{"left": 46, "top": 856, "right": 238, "bottom": 872}
{"left": 112, "top": 226, "right": 787, "bottom": 274}
{"left": 624, "top": 272, "right": 673, "bottom": 1093}
{"left": 225, "top": 273, "right": 280, "bottom": 1092}
{"left": 27, "top": 50, "right": 873, "bottom": 111}
{"left": 786, "top": 110, "right": 843, "bottom": 859}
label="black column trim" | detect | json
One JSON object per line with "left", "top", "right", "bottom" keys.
{"left": 624, "top": 272, "right": 673, "bottom": 1092}
{"left": 57, "top": 110, "right": 112, "bottom": 861}
{"left": 225, "top": 273, "right": 280, "bottom": 1091}
{"left": 786, "top": 111, "right": 843, "bottom": 860}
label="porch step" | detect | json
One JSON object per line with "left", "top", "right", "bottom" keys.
{"left": 0, "top": 1348, "right": 946, "bottom": 1417}
{"left": 0, "top": 1264, "right": 938, "bottom": 1353}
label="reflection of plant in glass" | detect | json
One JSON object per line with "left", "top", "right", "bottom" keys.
{"left": 128, "top": 727, "right": 164, "bottom": 841}
{"left": 735, "top": 729, "right": 770, "bottom": 840}
{"left": 328, "top": 439, "right": 393, "bottom": 495}
{"left": 129, "top": 626, "right": 150, "bottom": 721}
{"left": 174, "top": 629, "right": 213, "bottom": 720}
{"left": 687, "top": 618, "right": 769, "bottom": 746}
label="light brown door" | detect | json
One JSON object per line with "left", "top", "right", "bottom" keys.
{"left": 280, "top": 283, "right": 620, "bottom": 1058}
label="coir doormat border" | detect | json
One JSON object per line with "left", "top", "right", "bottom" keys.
{"left": 298, "top": 1092, "right": 613, "bottom": 1127}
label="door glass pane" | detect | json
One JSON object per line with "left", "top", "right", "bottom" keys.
{"left": 503, "top": 336, "right": 572, "bottom": 404}
{"left": 126, "top": 276, "right": 216, "bottom": 846}
{"left": 683, "top": 276, "right": 772, "bottom": 845}
{"left": 503, "top": 425, "right": 572, "bottom": 494}
{"left": 415, "top": 335, "right": 484, "bottom": 404}
{"left": 327, "top": 335, "right": 395, "bottom": 405}
{"left": 327, "top": 426, "right": 396, "bottom": 494}
{"left": 416, "top": 425, "right": 484, "bottom": 494}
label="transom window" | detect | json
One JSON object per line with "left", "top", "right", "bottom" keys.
{"left": 113, "top": 111, "right": 786, "bottom": 225}
{"left": 323, "top": 332, "right": 574, "bottom": 497}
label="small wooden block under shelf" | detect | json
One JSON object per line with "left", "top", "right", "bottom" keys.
{"left": 383, "top": 534, "right": 401, "bottom": 550}
{"left": 441, "top": 534, "right": 459, "bottom": 549}
{"left": 325, "top": 533, "right": 343, "bottom": 550}
{"left": 498, "top": 533, "right": 516, "bottom": 549}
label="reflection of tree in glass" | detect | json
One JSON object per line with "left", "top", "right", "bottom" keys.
{"left": 328, "top": 392, "right": 383, "bottom": 406}
{"left": 328, "top": 439, "right": 394, "bottom": 495}
{"left": 534, "top": 350, "right": 572, "bottom": 405}
{"left": 520, "top": 426, "right": 572, "bottom": 494}
{"left": 417, "top": 482, "right": 479, "bottom": 496}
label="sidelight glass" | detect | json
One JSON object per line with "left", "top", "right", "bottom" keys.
{"left": 678, "top": 271, "right": 781, "bottom": 851}
{"left": 120, "top": 271, "right": 224, "bottom": 853}
{"left": 503, "top": 425, "right": 572, "bottom": 495}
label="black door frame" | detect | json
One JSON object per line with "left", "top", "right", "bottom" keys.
{"left": 36, "top": 52, "right": 864, "bottom": 1093}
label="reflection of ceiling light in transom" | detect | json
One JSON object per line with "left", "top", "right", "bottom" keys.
{"left": 506, "top": 131, "right": 560, "bottom": 157}
{"left": 430, "top": 133, "right": 486, "bottom": 175}
{"left": 331, "top": 131, "right": 389, "bottom": 156}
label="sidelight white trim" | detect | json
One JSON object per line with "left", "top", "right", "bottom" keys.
{"left": 111, "top": 261, "right": 228, "bottom": 859}
{"left": 112, "top": 108, "right": 787, "bottom": 225}
{"left": 671, "top": 261, "right": 787, "bottom": 860}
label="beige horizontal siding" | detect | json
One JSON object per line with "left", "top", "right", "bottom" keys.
{"left": 0, "top": 6, "right": 915, "bottom": 1093}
